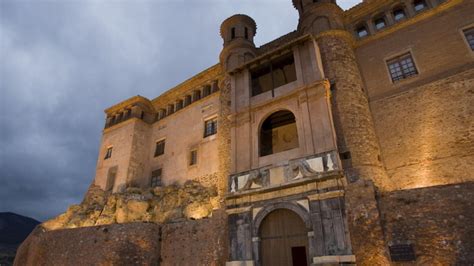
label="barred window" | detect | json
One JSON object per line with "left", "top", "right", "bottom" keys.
{"left": 190, "top": 150, "right": 198, "bottom": 166}
{"left": 151, "top": 169, "right": 162, "bottom": 187}
{"left": 387, "top": 53, "right": 418, "bottom": 82}
{"left": 204, "top": 117, "right": 218, "bottom": 137}
{"left": 154, "top": 140, "right": 165, "bottom": 157}
{"left": 463, "top": 27, "right": 474, "bottom": 51}
{"left": 104, "top": 147, "right": 113, "bottom": 160}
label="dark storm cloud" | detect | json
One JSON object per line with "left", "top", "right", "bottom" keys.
{"left": 0, "top": 0, "right": 360, "bottom": 221}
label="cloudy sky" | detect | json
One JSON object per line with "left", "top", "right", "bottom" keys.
{"left": 0, "top": 0, "right": 361, "bottom": 221}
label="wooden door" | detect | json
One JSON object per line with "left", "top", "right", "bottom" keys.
{"left": 260, "top": 209, "right": 309, "bottom": 266}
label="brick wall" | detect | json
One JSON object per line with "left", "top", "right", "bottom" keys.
{"left": 160, "top": 210, "right": 228, "bottom": 266}
{"left": 371, "top": 69, "right": 474, "bottom": 190}
{"left": 379, "top": 182, "right": 474, "bottom": 264}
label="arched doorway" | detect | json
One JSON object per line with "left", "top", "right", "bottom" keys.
{"left": 259, "top": 209, "right": 309, "bottom": 266}
{"left": 260, "top": 110, "right": 299, "bottom": 157}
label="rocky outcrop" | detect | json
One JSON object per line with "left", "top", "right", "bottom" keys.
{"left": 43, "top": 180, "right": 219, "bottom": 230}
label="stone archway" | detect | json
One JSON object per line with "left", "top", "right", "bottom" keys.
{"left": 253, "top": 203, "right": 312, "bottom": 266}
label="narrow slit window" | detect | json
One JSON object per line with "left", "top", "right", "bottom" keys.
{"left": 231, "top": 27, "right": 236, "bottom": 39}
{"left": 387, "top": 53, "right": 418, "bottom": 82}
{"left": 190, "top": 150, "right": 198, "bottom": 166}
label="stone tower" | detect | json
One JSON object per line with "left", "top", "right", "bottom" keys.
{"left": 293, "top": 0, "right": 389, "bottom": 188}
{"left": 219, "top": 14, "right": 257, "bottom": 72}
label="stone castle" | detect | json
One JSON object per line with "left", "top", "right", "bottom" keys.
{"left": 16, "top": 0, "right": 474, "bottom": 265}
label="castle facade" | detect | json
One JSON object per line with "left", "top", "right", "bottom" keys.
{"left": 77, "top": 0, "right": 474, "bottom": 265}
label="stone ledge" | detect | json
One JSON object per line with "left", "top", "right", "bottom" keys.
{"left": 226, "top": 261, "right": 254, "bottom": 266}
{"left": 312, "top": 255, "right": 356, "bottom": 265}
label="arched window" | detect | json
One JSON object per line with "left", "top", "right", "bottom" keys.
{"left": 373, "top": 16, "right": 387, "bottom": 30}
{"left": 413, "top": 0, "right": 427, "bottom": 12}
{"left": 260, "top": 110, "right": 299, "bottom": 156}
{"left": 393, "top": 6, "right": 407, "bottom": 21}
{"left": 356, "top": 24, "right": 369, "bottom": 38}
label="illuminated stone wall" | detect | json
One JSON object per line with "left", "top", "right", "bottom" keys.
{"left": 371, "top": 69, "right": 474, "bottom": 190}
{"left": 379, "top": 182, "right": 474, "bottom": 264}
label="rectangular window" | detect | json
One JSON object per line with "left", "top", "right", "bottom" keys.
{"left": 190, "top": 150, "right": 197, "bottom": 166}
{"left": 386, "top": 53, "right": 418, "bottom": 82}
{"left": 463, "top": 27, "right": 474, "bottom": 51}
{"left": 154, "top": 140, "right": 165, "bottom": 157}
{"left": 104, "top": 147, "right": 113, "bottom": 160}
{"left": 150, "top": 168, "right": 162, "bottom": 187}
{"left": 204, "top": 117, "right": 218, "bottom": 137}
{"left": 251, "top": 52, "right": 297, "bottom": 96}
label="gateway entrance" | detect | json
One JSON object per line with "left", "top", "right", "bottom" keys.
{"left": 260, "top": 209, "right": 309, "bottom": 266}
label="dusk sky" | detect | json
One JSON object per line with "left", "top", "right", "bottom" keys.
{"left": 0, "top": 0, "right": 362, "bottom": 221}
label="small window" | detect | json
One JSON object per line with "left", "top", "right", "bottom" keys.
{"left": 374, "top": 17, "right": 387, "bottom": 30}
{"left": 387, "top": 53, "right": 418, "bottom": 82}
{"left": 190, "top": 150, "right": 198, "bottom": 166}
{"left": 356, "top": 25, "right": 368, "bottom": 38}
{"left": 184, "top": 95, "right": 192, "bottom": 106}
{"left": 244, "top": 27, "right": 249, "bottom": 39}
{"left": 463, "top": 27, "right": 474, "bottom": 51}
{"left": 140, "top": 111, "right": 145, "bottom": 120}
{"left": 151, "top": 168, "right": 162, "bottom": 187}
{"left": 413, "top": 0, "right": 427, "bottom": 12}
{"left": 154, "top": 140, "right": 165, "bottom": 157}
{"left": 203, "top": 86, "right": 211, "bottom": 97}
{"left": 167, "top": 104, "right": 175, "bottom": 115}
{"left": 393, "top": 8, "right": 406, "bottom": 21}
{"left": 175, "top": 100, "right": 183, "bottom": 111}
{"left": 231, "top": 27, "right": 236, "bottom": 39}
{"left": 204, "top": 117, "right": 218, "bottom": 137}
{"left": 104, "top": 147, "right": 113, "bottom": 160}
{"left": 193, "top": 90, "right": 201, "bottom": 102}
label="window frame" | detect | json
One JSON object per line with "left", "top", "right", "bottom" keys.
{"left": 189, "top": 149, "right": 198, "bottom": 166}
{"left": 373, "top": 16, "right": 387, "bottom": 31}
{"left": 355, "top": 24, "right": 369, "bottom": 38}
{"left": 154, "top": 139, "right": 166, "bottom": 157}
{"left": 150, "top": 168, "right": 162, "bottom": 187}
{"left": 385, "top": 51, "right": 419, "bottom": 83}
{"left": 104, "top": 146, "right": 113, "bottom": 160}
{"left": 392, "top": 7, "right": 407, "bottom": 22}
{"left": 250, "top": 52, "right": 297, "bottom": 97}
{"left": 204, "top": 116, "right": 218, "bottom": 138}
{"left": 460, "top": 24, "right": 474, "bottom": 54}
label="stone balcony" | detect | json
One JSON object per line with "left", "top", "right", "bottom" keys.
{"left": 228, "top": 150, "right": 342, "bottom": 195}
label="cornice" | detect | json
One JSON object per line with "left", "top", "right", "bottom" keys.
{"left": 151, "top": 64, "right": 223, "bottom": 106}
{"left": 104, "top": 95, "right": 154, "bottom": 115}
